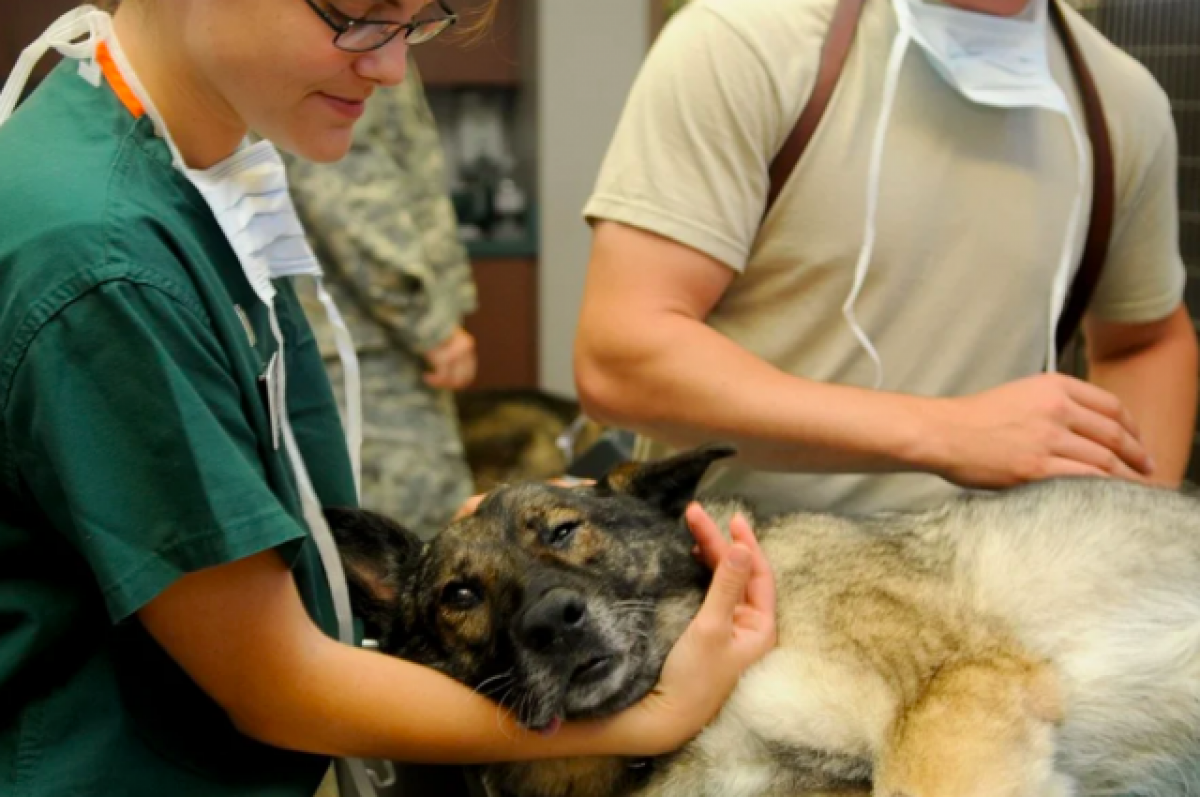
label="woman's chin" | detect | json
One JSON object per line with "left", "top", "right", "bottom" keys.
{"left": 275, "top": 125, "right": 355, "bottom": 165}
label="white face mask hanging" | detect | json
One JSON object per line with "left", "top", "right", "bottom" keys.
{"left": 0, "top": 8, "right": 381, "bottom": 795}
{"left": 848, "top": 0, "right": 1087, "bottom": 388}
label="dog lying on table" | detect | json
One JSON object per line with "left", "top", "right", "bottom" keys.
{"left": 326, "top": 444, "right": 1200, "bottom": 797}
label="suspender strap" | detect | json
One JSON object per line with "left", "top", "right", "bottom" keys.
{"left": 765, "top": 0, "right": 867, "bottom": 215}
{"left": 763, "top": 0, "right": 1114, "bottom": 353}
{"left": 1049, "top": 0, "right": 1114, "bottom": 353}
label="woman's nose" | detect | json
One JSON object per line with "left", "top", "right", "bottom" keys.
{"left": 353, "top": 36, "right": 409, "bottom": 86}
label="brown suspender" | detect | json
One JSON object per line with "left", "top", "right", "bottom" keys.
{"left": 764, "top": 0, "right": 1115, "bottom": 354}
{"left": 1047, "top": 0, "right": 1114, "bottom": 354}
{"left": 766, "top": 0, "right": 869, "bottom": 212}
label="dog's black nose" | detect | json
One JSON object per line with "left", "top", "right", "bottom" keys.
{"left": 518, "top": 588, "right": 589, "bottom": 652}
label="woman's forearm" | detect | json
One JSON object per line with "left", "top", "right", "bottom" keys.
{"left": 236, "top": 632, "right": 654, "bottom": 764}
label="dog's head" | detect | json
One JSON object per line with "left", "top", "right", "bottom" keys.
{"left": 327, "top": 444, "right": 737, "bottom": 732}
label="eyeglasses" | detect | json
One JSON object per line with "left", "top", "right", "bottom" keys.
{"left": 304, "top": 0, "right": 458, "bottom": 53}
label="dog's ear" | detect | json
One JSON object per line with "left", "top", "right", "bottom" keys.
{"left": 596, "top": 443, "right": 737, "bottom": 516}
{"left": 324, "top": 506, "right": 424, "bottom": 645}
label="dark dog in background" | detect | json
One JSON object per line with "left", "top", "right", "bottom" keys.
{"left": 454, "top": 388, "right": 604, "bottom": 493}
{"left": 327, "top": 445, "right": 1200, "bottom": 797}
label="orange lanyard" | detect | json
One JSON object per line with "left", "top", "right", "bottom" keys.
{"left": 95, "top": 41, "right": 145, "bottom": 119}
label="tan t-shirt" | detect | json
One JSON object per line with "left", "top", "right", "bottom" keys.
{"left": 583, "top": 0, "right": 1186, "bottom": 516}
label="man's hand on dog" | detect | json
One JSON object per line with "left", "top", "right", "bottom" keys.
{"left": 923, "top": 373, "right": 1156, "bottom": 488}
{"left": 620, "top": 504, "right": 777, "bottom": 755}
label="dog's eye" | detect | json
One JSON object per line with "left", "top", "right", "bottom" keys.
{"left": 440, "top": 581, "right": 483, "bottom": 610}
{"left": 546, "top": 520, "right": 581, "bottom": 548}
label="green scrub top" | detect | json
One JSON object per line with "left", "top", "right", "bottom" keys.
{"left": 0, "top": 59, "right": 359, "bottom": 796}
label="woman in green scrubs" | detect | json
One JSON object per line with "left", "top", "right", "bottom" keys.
{"left": 0, "top": 1, "right": 776, "bottom": 796}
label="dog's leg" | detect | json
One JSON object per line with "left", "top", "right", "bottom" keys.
{"left": 872, "top": 653, "right": 1074, "bottom": 797}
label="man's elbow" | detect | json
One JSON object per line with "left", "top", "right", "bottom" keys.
{"left": 574, "top": 339, "right": 633, "bottom": 428}
{"left": 574, "top": 323, "right": 674, "bottom": 431}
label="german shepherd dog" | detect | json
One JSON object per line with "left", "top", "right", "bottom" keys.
{"left": 326, "top": 445, "right": 1200, "bottom": 797}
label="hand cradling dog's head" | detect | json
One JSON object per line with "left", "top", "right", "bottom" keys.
{"left": 325, "top": 444, "right": 738, "bottom": 733}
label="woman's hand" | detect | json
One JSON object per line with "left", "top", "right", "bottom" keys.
{"left": 613, "top": 505, "right": 776, "bottom": 756}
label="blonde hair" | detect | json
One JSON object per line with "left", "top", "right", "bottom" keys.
{"left": 453, "top": 0, "right": 502, "bottom": 44}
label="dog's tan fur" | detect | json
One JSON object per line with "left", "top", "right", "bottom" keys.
{"left": 631, "top": 472, "right": 1200, "bottom": 797}
{"left": 331, "top": 446, "right": 1200, "bottom": 797}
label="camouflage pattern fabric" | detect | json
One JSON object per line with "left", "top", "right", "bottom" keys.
{"left": 285, "top": 60, "right": 476, "bottom": 540}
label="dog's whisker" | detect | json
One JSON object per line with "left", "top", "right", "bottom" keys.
{"left": 482, "top": 680, "right": 515, "bottom": 699}
{"left": 495, "top": 686, "right": 519, "bottom": 741}
{"left": 474, "top": 670, "right": 516, "bottom": 697}
{"left": 516, "top": 690, "right": 534, "bottom": 731}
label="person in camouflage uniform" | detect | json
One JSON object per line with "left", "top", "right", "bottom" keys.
{"left": 284, "top": 57, "right": 477, "bottom": 542}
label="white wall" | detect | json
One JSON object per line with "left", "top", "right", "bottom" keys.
{"left": 535, "top": 0, "right": 650, "bottom": 397}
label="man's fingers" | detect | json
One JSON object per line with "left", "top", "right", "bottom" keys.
{"left": 447, "top": 363, "right": 468, "bottom": 390}
{"left": 426, "top": 346, "right": 476, "bottom": 391}
{"left": 1042, "top": 457, "right": 1111, "bottom": 480}
{"left": 1067, "top": 407, "right": 1154, "bottom": 476}
{"left": 424, "top": 370, "right": 452, "bottom": 389}
{"left": 1064, "top": 379, "right": 1142, "bottom": 441}
{"left": 1053, "top": 434, "right": 1149, "bottom": 483}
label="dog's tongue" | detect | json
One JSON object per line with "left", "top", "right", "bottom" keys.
{"left": 537, "top": 717, "right": 563, "bottom": 736}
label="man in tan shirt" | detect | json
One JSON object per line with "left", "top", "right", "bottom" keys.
{"left": 577, "top": 0, "right": 1197, "bottom": 515}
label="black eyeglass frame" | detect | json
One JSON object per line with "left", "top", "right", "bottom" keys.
{"left": 304, "top": 0, "right": 458, "bottom": 53}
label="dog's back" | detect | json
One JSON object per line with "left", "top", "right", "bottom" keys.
{"left": 948, "top": 479, "right": 1200, "bottom": 793}
{"left": 687, "top": 478, "right": 1200, "bottom": 797}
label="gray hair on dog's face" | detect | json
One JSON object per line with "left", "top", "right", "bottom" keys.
{"left": 327, "top": 445, "right": 737, "bottom": 731}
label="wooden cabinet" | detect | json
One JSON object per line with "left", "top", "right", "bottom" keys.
{"left": 463, "top": 257, "right": 539, "bottom": 390}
